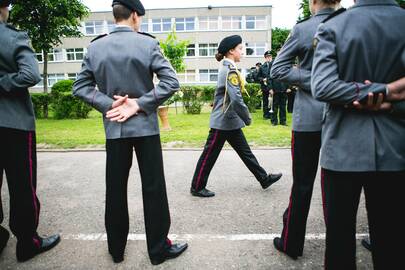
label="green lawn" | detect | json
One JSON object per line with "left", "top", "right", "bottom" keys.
{"left": 36, "top": 106, "right": 292, "bottom": 148}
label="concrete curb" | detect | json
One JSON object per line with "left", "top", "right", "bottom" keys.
{"left": 37, "top": 147, "right": 291, "bottom": 153}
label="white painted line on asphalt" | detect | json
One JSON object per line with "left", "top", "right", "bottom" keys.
{"left": 63, "top": 233, "right": 369, "bottom": 241}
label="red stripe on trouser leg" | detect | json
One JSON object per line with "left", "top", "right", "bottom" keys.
{"left": 195, "top": 130, "right": 219, "bottom": 190}
{"left": 283, "top": 131, "right": 295, "bottom": 251}
{"left": 28, "top": 132, "right": 39, "bottom": 227}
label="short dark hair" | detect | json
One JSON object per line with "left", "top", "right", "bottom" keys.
{"left": 113, "top": 4, "right": 132, "bottom": 22}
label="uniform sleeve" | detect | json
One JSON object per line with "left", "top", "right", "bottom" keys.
{"left": 226, "top": 71, "right": 252, "bottom": 126}
{"left": 137, "top": 41, "right": 180, "bottom": 115}
{"left": 73, "top": 52, "right": 114, "bottom": 114}
{"left": 270, "top": 26, "right": 311, "bottom": 93}
{"left": 0, "top": 32, "right": 41, "bottom": 93}
{"left": 311, "top": 24, "right": 387, "bottom": 105}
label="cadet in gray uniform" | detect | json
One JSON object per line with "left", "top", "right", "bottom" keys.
{"left": 0, "top": 0, "right": 60, "bottom": 262}
{"left": 257, "top": 51, "right": 273, "bottom": 119}
{"left": 270, "top": 0, "right": 340, "bottom": 260}
{"left": 73, "top": 0, "right": 187, "bottom": 265}
{"left": 311, "top": 1, "right": 405, "bottom": 269}
{"left": 190, "top": 35, "right": 282, "bottom": 198}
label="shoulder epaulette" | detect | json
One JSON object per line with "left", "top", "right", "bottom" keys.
{"left": 322, "top": 8, "right": 346, "bottom": 23}
{"left": 5, "top": 24, "right": 20, "bottom": 32}
{"left": 91, "top": 34, "right": 107, "bottom": 43}
{"left": 228, "top": 64, "right": 237, "bottom": 71}
{"left": 296, "top": 16, "right": 311, "bottom": 24}
{"left": 138, "top": 32, "right": 156, "bottom": 39}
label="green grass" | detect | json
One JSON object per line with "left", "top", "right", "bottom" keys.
{"left": 36, "top": 107, "right": 292, "bottom": 148}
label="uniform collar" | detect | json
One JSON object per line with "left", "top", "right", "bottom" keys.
{"left": 353, "top": 0, "right": 398, "bottom": 7}
{"left": 111, "top": 24, "right": 135, "bottom": 33}
{"left": 223, "top": 58, "right": 238, "bottom": 69}
{"left": 315, "top": 7, "right": 336, "bottom": 16}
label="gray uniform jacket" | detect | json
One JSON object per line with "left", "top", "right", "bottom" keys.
{"left": 311, "top": 0, "right": 405, "bottom": 172}
{"left": 0, "top": 22, "right": 41, "bottom": 131}
{"left": 271, "top": 8, "right": 335, "bottom": 132}
{"left": 209, "top": 59, "right": 251, "bottom": 130}
{"left": 73, "top": 26, "right": 179, "bottom": 139}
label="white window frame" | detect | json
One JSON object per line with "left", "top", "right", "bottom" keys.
{"left": 245, "top": 16, "right": 267, "bottom": 30}
{"left": 67, "top": 73, "right": 78, "bottom": 81}
{"left": 198, "top": 16, "right": 219, "bottom": 31}
{"left": 47, "top": 73, "right": 65, "bottom": 87}
{"left": 221, "top": 16, "right": 242, "bottom": 30}
{"left": 177, "top": 69, "right": 197, "bottom": 83}
{"left": 152, "top": 18, "right": 172, "bottom": 33}
{"left": 175, "top": 17, "right": 195, "bottom": 32}
{"left": 245, "top": 43, "right": 267, "bottom": 57}
{"left": 198, "top": 43, "right": 218, "bottom": 57}
{"left": 66, "top": 48, "right": 85, "bottom": 62}
{"left": 185, "top": 44, "right": 196, "bottom": 58}
{"left": 107, "top": 21, "right": 115, "bottom": 33}
{"left": 47, "top": 48, "right": 64, "bottom": 62}
{"left": 85, "top": 20, "right": 104, "bottom": 36}
{"left": 199, "top": 69, "right": 218, "bottom": 82}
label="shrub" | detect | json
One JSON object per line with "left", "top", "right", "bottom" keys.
{"left": 31, "top": 93, "right": 51, "bottom": 118}
{"left": 244, "top": 83, "right": 262, "bottom": 113}
{"left": 181, "top": 85, "right": 205, "bottom": 114}
{"left": 51, "top": 80, "right": 92, "bottom": 119}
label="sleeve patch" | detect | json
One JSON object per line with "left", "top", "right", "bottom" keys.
{"left": 228, "top": 73, "right": 240, "bottom": 86}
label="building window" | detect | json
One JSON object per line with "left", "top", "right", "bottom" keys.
{"left": 47, "top": 74, "right": 65, "bottom": 87}
{"left": 199, "top": 43, "right": 217, "bottom": 57}
{"left": 199, "top": 16, "right": 218, "bottom": 30}
{"left": 140, "top": 21, "right": 148, "bottom": 32}
{"left": 152, "top": 18, "right": 172, "bottom": 32}
{"left": 177, "top": 70, "right": 196, "bottom": 83}
{"left": 222, "top": 16, "right": 242, "bottom": 30}
{"left": 36, "top": 52, "right": 43, "bottom": 63}
{"left": 246, "top": 43, "right": 266, "bottom": 56}
{"left": 246, "top": 16, "right": 266, "bottom": 29}
{"left": 107, "top": 21, "right": 115, "bottom": 33}
{"left": 67, "top": 73, "right": 78, "bottom": 81}
{"left": 175, "top": 17, "right": 195, "bottom": 31}
{"left": 66, "top": 48, "right": 84, "bottom": 61}
{"left": 47, "top": 49, "right": 64, "bottom": 62}
{"left": 186, "top": 44, "right": 195, "bottom": 57}
{"left": 199, "top": 69, "right": 218, "bottom": 82}
{"left": 85, "top": 21, "right": 104, "bottom": 35}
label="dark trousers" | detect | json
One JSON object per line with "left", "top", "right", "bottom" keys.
{"left": 105, "top": 135, "right": 171, "bottom": 261}
{"left": 281, "top": 131, "right": 321, "bottom": 257}
{"left": 262, "top": 90, "right": 270, "bottom": 117}
{"left": 0, "top": 127, "right": 41, "bottom": 249}
{"left": 271, "top": 92, "right": 287, "bottom": 125}
{"left": 287, "top": 91, "right": 295, "bottom": 113}
{"left": 322, "top": 170, "right": 405, "bottom": 270}
{"left": 191, "top": 129, "right": 268, "bottom": 191}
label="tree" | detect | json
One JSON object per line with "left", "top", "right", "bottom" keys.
{"left": 160, "top": 29, "right": 189, "bottom": 73}
{"left": 9, "top": 0, "right": 89, "bottom": 97}
{"left": 271, "top": 28, "right": 291, "bottom": 57}
{"left": 298, "top": 0, "right": 311, "bottom": 21}
{"left": 397, "top": 0, "right": 405, "bottom": 8}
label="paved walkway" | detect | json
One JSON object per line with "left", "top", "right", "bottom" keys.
{"left": 0, "top": 149, "right": 372, "bottom": 269}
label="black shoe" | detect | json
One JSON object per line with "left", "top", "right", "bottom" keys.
{"left": 190, "top": 188, "right": 215, "bottom": 197}
{"left": 151, "top": 243, "right": 188, "bottom": 265}
{"left": 260, "top": 173, "right": 282, "bottom": 189}
{"left": 17, "top": 234, "right": 61, "bottom": 262}
{"left": 263, "top": 115, "right": 271, "bottom": 119}
{"left": 361, "top": 239, "right": 372, "bottom": 252}
{"left": 271, "top": 122, "right": 278, "bottom": 126}
{"left": 280, "top": 123, "right": 288, "bottom": 126}
{"left": 0, "top": 226, "right": 10, "bottom": 254}
{"left": 111, "top": 255, "right": 124, "bottom": 263}
{"left": 273, "top": 237, "right": 298, "bottom": 260}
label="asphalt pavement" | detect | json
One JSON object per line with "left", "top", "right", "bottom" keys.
{"left": 0, "top": 148, "right": 372, "bottom": 269}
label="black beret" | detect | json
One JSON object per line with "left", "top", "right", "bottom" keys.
{"left": 264, "top": 50, "right": 272, "bottom": 57}
{"left": 0, "top": 0, "right": 12, "bottom": 7}
{"left": 112, "top": 0, "right": 145, "bottom": 16}
{"left": 218, "top": 35, "right": 242, "bottom": 55}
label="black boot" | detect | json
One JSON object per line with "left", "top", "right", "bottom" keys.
{"left": 260, "top": 173, "right": 282, "bottom": 189}
{"left": 17, "top": 234, "right": 61, "bottom": 262}
{"left": 0, "top": 226, "right": 10, "bottom": 254}
{"left": 190, "top": 187, "right": 215, "bottom": 197}
{"left": 273, "top": 237, "right": 298, "bottom": 260}
{"left": 150, "top": 242, "right": 188, "bottom": 265}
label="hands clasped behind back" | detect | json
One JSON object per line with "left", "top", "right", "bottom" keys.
{"left": 106, "top": 95, "right": 141, "bottom": 122}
